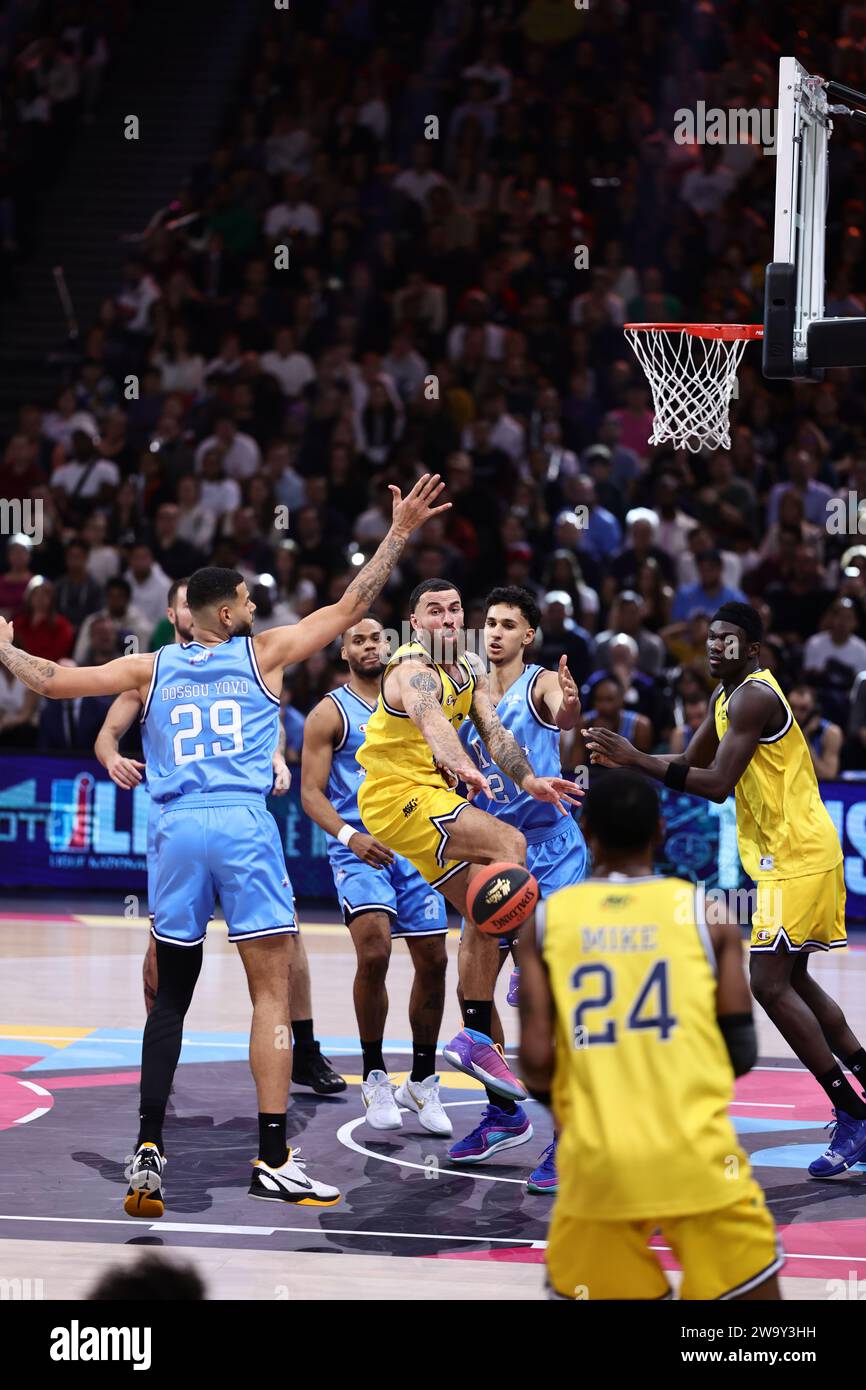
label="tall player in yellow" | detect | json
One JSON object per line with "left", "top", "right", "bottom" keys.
{"left": 586, "top": 601, "right": 866, "bottom": 1178}
{"left": 357, "top": 578, "right": 580, "bottom": 1111}
{"left": 519, "top": 770, "right": 782, "bottom": 1300}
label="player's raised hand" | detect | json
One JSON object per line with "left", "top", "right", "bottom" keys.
{"left": 557, "top": 655, "right": 581, "bottom": 718}
{"left": 106, "top": 753, "right": 146, "bottom": 789}
{"left": 348, "top": 831, "right": 395, "bottom": 869}
{"left": 0, "top": 617, "right": 13, "bottom": 644}
{"left": 522, "top": 774, "right": 583, "bottom": 817}
{"left": 585, "top": 727, "right": 636, "bottom": 768}
{"left": 389, "top": 473, "right": 451, "bottom": 537}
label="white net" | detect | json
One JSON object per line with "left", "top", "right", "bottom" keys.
{"left": 624, "top": 326, "right": 752, "bottom": 453}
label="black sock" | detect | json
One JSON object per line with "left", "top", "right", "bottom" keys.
{"left": 292, "top": 1018, "right": 315, "bottom": 1047}
{"left": 463, "top": 999, "right": 493, "bottom": 1038}
{"left": 258, "top": 1112, "right": 288, "bottom": 1167}
{"left": 137, "top": 1104, "right": 165, "bottom": 1152}
{"left": 485, "top": 1090, "right": 517, "bottom": 1114}
{"left": 817, "top": 1064, "right": 866, "bottom": 1119}
{"left": 844, "top": 1048, "right": 866, "bottom": 1081}
{"left": 410, "top": 1043, "right": 437, "bottom": 1082}
{"left": 361, "top": 1039, "right": 386, "bottom": 1079}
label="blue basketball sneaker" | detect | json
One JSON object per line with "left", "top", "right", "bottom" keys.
{"left": 447, "top": 1104, "right": 533, "bottom": 1164}
{"left": 526, "top": 1139, "right": 558, "bottom": 1194}
{"left": 808, "top": 1109, "right": 866, "bottom": 1177}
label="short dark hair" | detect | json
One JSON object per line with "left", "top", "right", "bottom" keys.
{"left": 409, "top": 577, "right": 460, "bottom": 611}
{"left": 66, "top": 538, "right": 89, "bottom": 555}
{"left": 582, "top": 770, "right": 660, "bottom": 851}
{"left": 342, "top": 612, "right": 382, "bottom": 643}
{"left": 106, "top": 576, "right": 131, "bottom": 599}
{"left": 167, "top": 577, "right": 190, "bottom": 610}
{"left": 186, "top": 567, "right": 244, "bottom": 612}
{"left": 88, "top": 1254, "right": 205, "bottom": 1301}
{"left": 712, "top": 601, "right": 764, "bottom": 645}
{"left": 696, "top": 548, "right": 722, "bottom": 566}
{"left": 485, "top": 585, "right": 541, "bottom": 631}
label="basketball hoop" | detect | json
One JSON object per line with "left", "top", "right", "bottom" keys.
{"left": 623, "top": 323, "right": 764, "bottom": 453}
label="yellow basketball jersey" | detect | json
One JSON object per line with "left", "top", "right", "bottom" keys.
{"left": 356, "top": 640, "right": 477, "bottom": 788}
{"left": 542, "top": 875, "right": 750, "bottom": 1221}
{"left": 713, "top": 668, "right": 840, "bottom": 880}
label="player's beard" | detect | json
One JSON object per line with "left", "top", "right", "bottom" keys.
{"left": 350, "top": 659, "right": 385, "bottom": 680}
{"left": 175, "top": 622, "right": 194, "bottom": 643}
{"left": 230, "top": 614, "right": 254, "bottom": 637}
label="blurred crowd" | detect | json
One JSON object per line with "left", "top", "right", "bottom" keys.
{"left": 2, "top": 0, "right": 866, "bottom": 778}
{"left": 0, "top": 0, "right": 116, "bottom": 273}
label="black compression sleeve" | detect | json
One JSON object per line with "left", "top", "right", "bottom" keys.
{"left": 718, "top": 1012, "right": 758, "bottom": 1077}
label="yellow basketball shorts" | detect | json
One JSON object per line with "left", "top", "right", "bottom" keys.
{"left": 546, "top": 1181, "right": 782, "bottom": 1301}
{"left": 750, "top": 861, "right": 846, "bottom": 953}
{"left": 357, "top": 775, "right": 471, "bottom": 889}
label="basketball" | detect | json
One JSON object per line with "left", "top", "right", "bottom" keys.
{"left": 466, "top": 862, "right": 540, "bottom": 938}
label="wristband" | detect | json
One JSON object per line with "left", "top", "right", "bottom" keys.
{"left": 337, "top": 824, "right": 357, "bottom": 848}
{"left": 664, "top": 761, "right": 689, "bottom": 791}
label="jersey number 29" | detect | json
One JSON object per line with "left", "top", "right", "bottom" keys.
{"left": 171, "top": 699, "right": 244, "bottom": 764}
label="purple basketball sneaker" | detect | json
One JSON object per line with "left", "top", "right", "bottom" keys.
{"left": 442, "top": 1027, "right": 527, "bottom": 1101}
{"left": 526, "top": 1139, "right": 558, "bottom": 1194}
{"left": 506, "top": 967, "right": 520, "bottom": 1008}
{"left": 448, "top": 1103, "right": 533, "bottom": 1164}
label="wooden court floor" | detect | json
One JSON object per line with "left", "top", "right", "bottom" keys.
{"left": 2, "top": 908, "right": 866, "bottom": 1301}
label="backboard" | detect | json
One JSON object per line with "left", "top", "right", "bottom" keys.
{"left": 764, "top": 56, "right": 866, "bottom": 379}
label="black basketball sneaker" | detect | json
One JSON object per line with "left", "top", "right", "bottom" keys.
{"left": 124, "top": 1142, "right": 166, "bottom": 1219}
{"left": 291, "top": 1042, "right": 348, "bottom": 1095}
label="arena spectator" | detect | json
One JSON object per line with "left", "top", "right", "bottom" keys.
{"left": 789, "top": 684, "right": 843, "bottom": 779}
{"left": 54, "top": 539, "right": 103, "bottom": 630}
{"left": 125, "top": 542, "right": 172, "bottom": 629}
{"left": 672, "top": 549, "right": 746, "bottom": 622}
{"left": 74, "top": 576, "right": 151, "bottom": 664}
{"left": 0, "top": 535, "right": 35, "bottom": 618}
{"left": 12, "top": 578, "right": 74, "bottom": 663}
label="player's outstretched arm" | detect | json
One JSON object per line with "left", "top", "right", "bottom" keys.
{"left": 469, "top": 662, "right": 581, "bottom": 815}
{"left": 0, "top": 619, "right": 154, "bottom": 700}
{"left": 709, "top": 911, "right": 758, "bottom": 1077}
{"left": 95, "top": 691, "right": 146, "bottom": 789}
{"left": 535, "top": 656, "right": 581, "bottom": 731}
{"left": 517, "top": 908, "right": 556, "bottom": 1104}
{"left": 300, "top": 697, "right": 393, "bottom": 866}
{"left": 587, "top": 684, "right": 770, "bottom": 803}
{"left": 392, "top": 658, "right": 493, "bottom": 800}
{"left": 254, "top": 474, "right": 450, "bottom": 677}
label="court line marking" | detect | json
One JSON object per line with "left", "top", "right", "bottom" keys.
{"left": 0, "top": 1213, "right": 537, "bottom": 1244}
{"left": 0, "top": 1210, "right": 862, "bottom": 1264}
{"left": 336, "top": 1101, "right": 533, "bottom": 1186}
{"left": 731, "top": 1102, "right": 794, "bottom": 1109}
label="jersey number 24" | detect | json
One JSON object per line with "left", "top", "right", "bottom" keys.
{"left": 571, "top": 961, "right": 677, "bottom": 1047}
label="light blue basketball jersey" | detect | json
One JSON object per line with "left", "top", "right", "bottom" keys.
{"left": 325, "top": 684, "right": 376, "bottom": 830}
{"left": 459, "top": 663, "right": 567, "bottom": 843}
{"left": 141, "top": 636, "right": 280, "bottom": 803}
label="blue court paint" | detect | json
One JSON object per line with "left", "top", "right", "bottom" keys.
{"left": 23, "top": 1033, "right": 448, "bottom": 1071}
{"left": 731, "top": 1116, "right": 828, "bottom": 1134}
{"left": 750, "top": 1143, "right": 866, "bottom": 1170}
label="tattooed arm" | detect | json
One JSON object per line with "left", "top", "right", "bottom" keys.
{"left": 0, "top": 619, "right": 154, "bottom": 699}
{"left": 387, "top": 658, "right": 493, "bottom": 800}
{"left": 468, "top": 659, "right": 583, "bottom": 816}
{"left": 255, "top": 473, "right": 451, "bottom": 678}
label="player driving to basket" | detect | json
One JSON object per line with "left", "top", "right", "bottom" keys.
{"left": 356, "top": 577, "right": 582, "bottom": 1109}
